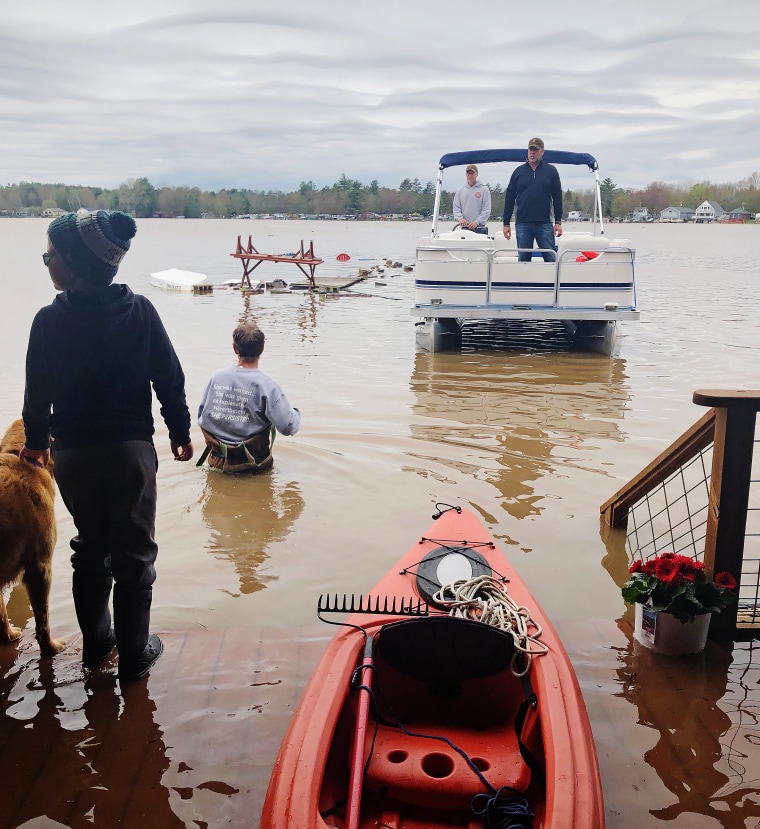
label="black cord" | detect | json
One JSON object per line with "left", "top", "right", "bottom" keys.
{"left": 432, "top": 502, "right": 462, "bottom": 518}
{"left": 471, "top": 786, "right": 536, "bottom": 828}
{"left": 400, "top": 542, "right": 509, "bottom": 585}
{"left": 317, "top": 610, "right": 370, "bottom": 640}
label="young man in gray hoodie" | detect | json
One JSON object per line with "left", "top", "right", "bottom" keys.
{"left": 453, "top": 164, "right": 492, "bottom": 234}
{"left": 197, "top": 322, "right": 300, "bottom": 473}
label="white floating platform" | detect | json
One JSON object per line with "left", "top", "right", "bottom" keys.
{"left": 149, "top": 268, "right": 212, "bottom": 293}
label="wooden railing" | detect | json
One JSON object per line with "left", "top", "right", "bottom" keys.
{"left": 602, "top": 389, "right": 760, "bottom": 637}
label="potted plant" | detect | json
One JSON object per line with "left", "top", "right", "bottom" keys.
{"left": 622, "top": 552, "right": 737, "bottom": 654}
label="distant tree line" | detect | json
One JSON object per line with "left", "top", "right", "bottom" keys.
{"left": 1, "top": 171, "right": 759, "bottom": 219}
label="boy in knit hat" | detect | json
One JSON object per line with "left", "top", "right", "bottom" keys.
{"left": 21, "top": 210, "right": 194, "bottom": 683}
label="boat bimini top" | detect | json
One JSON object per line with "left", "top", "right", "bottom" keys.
{"left": 431, "top": 148, "right": 602, "bottom": 236}
{"left": 438, "top": 149, "right": 598, "bottom": 171}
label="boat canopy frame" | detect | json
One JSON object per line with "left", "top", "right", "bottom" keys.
{"left": 431, "top": 148, "right": 604, "bottom": 237}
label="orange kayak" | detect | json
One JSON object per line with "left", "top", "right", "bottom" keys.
{"left": 261, "top": 505, "right": 604, "bottom": 828}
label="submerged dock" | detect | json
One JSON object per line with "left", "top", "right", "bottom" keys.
{"left": 289, "top": 274, "right": 369, "bottom": 292}
{"left": 2, "top": 620, "right": 757, "bottom": 828}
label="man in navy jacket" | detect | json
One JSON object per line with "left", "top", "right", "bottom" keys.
{"left": 502, "top": 137, "right": 563, "bottom": 261}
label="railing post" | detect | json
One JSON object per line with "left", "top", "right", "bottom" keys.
{"left": 693, "top": 390, "right": 760, "bottom": 637}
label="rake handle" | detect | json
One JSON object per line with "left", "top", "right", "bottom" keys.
{"left": 347, "top": 635, "right": 375, "bottom": 829}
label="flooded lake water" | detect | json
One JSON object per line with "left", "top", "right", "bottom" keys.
{"left": 1, "top": 218, "right": 759, "bottom": 827}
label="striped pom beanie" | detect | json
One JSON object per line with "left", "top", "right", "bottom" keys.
{"left": 47, "top": 210, "right": 137, "bottom": 285}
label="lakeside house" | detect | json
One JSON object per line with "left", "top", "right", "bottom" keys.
{"left": 694, "top": 200, "right": 725, "bottom": 223}
{"left": 659, "top": 206, "right": 696, "bottom": 223}
{"left": 41, "top": 207, "right": 66, "bottom": 218}
{"left": 722, "top": 208, "right": 752, "bottom": 223}
{"left": 622, "top": 206, "right": 651, "bottom": 222}
{"left": 567, "top": 210, "right": 592, "bottom": 222}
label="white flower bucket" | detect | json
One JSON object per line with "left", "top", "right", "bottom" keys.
{"left": 633, "top": 602, "right": 711, "bottom": 655}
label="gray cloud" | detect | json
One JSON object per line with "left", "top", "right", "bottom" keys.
{"left": 2, "top": 0, "right": 758, "bottom": 192}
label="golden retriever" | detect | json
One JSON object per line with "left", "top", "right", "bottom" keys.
{"left": 0, "top": 419, "right": 65, "bottom": 656}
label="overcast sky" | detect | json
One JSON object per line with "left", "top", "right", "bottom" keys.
{"left": 3, "top": 1, "right": 758, "bottom": 194}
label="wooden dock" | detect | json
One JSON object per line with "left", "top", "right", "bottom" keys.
{"left": 0, "top": 626, "right": 329, "bottom": 829}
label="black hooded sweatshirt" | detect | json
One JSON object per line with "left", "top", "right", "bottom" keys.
{"left": 23, "top": 284, "right": 191, "bottom": 451}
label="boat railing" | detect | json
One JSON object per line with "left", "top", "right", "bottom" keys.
{"left": 416, "top": 243, "right": 636, "bottom": 310}
{"left": 600, "top": 389, "right": 760, "bottom": 638}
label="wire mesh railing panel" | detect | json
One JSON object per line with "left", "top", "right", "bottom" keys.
{"left": 738, "top": 432, "right": 760, "bottom": 627}
{"left": 626, "top": 422, "right": 760, "bottom": 631}
{"left": 626, "top": 447, "right": 712, "bottom": 564}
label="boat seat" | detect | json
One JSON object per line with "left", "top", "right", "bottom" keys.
{"left": 556, "top": 232, "right": 611, "bottom": 252}
{"left": 377, "top": 616, "right": 514, "bottom": 685}
{"left": 364, "top": 616, "right": 531, "bottom": 809}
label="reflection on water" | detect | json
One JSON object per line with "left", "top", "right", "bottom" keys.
{"left": 599, "top": 517, "right": 634, "bottom": 590}
{"left": 200, "top": 470, "right": 304, "bottom": 594}
{"left": 238, "top": 289, "right": 322, "bottom": 344}
{"left": 0, "top": 654, "right": 180, "bottom": 827}
{"left": 409, "top": 348, "right": 630, "bottom": 519}
{"left": 613, "top": 630, "right": 760, "bottom": 826}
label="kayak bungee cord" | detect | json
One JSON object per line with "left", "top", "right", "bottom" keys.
{"left": 432, "top": 575, "right": 548, "bottom": 678}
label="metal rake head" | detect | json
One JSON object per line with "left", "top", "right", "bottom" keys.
{"left": 317, "top": 593, "right": 428, "bottom": 617}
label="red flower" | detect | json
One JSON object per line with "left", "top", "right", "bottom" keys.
{"left": 714, "top": 572, "right": 738, "bottom": 590}
{"left": 642, "top": 560, "right": 657, "bottom": 575}
{"left": 655, "top": 557, "right": 683, "bottom": 585}
{"left": 672, "top": 554, "right": 703, "bottom": 581}
{"left": 629, "top": 560, "right": 644, "bottom": 574}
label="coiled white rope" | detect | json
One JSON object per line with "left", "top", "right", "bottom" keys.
{"left": 432, "top": 575, "right": 548, "bottom": 677}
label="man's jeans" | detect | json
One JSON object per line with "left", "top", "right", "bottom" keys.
{"left": 516, "top": 222, "right": 557, "bottom": 262}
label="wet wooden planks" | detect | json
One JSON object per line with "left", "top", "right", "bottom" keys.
{"left": 0, "top": 625, "right": 330, "bottom": 829}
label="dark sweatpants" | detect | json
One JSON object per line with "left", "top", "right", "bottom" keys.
{"left": 52, "top": 440, "right": 159, "bottom": 589}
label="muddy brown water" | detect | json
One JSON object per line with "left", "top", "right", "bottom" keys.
{"left": 1, "top": 219, "right": 760, "bottom": 827}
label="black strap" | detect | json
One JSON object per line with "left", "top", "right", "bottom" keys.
{"left": 195, "top": 444, "right": 212, "bottom": 467}
{"left": 516, "top": 674, "right": 545, "bottom": 788}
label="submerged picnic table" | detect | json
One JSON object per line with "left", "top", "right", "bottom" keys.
{"left": 231, "top": 235, "right": 323, "bottom": 291}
